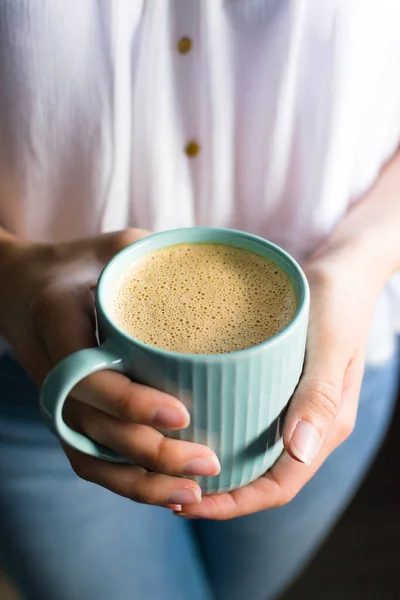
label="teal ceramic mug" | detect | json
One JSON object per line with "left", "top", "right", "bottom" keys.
{"left": 40, "top": 228, "right": 309, "bottom": 494}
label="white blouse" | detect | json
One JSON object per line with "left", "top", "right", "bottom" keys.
{"left": 1, "top": 0, "right": 400, "bottom": 364}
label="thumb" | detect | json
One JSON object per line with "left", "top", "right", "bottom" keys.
{"left": 88, "top": 228, "right": 150, "bottom": 265}
{"left": 282, "top": 335, "right": 346, "bottom": 465}
{"left": 50, "top": 228, "right": 150, "bottom": 285}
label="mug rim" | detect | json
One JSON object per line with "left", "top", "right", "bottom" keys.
{"left": 96, "top": 227, "right": 310, "bottom": 361}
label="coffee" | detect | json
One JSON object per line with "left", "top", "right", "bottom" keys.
{"left": 110, "top": 243, "right": 297, "bottom": 354}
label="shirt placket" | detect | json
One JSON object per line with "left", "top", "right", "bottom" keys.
{"left": 171, "top": 0, "right": 207, "bottom": 225}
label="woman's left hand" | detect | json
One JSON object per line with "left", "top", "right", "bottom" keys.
{"left": 175, "top": 241, "right": 387, "bottom": 519}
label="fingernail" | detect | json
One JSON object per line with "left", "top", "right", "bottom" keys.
{"left": 174, "top": 512, "right": 199, "bottom": 519}
{"left": 153, "top": 406, "right": 190, "bottom": 429}
{"left": 165, "top": 504, "right": 182, "bottom": 512}
{"left": 182, "top": 455, "right": 221, "bottom": 476}
{"left": 166, "top": 487, "right": 202, "bottom": 505}
{"left": 290, "top": 420, "right": 321, "bottom": 464}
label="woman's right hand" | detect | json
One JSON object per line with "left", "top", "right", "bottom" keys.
{"left": 0, "top": 229, "right": 220, "bottom": 509}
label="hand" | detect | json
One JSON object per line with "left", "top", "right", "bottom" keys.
{"left": 174, "top": 243, "right": 385, "bottom": 519}
{"left": 0, "top": 230, "right": 220, "bottom": 510}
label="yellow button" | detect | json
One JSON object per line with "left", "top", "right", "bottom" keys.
{"left": 185, "top": 141, "right": 200, "bottom": 157}
{"left": 178, "top": 37, "right": 192, "bottom": 54}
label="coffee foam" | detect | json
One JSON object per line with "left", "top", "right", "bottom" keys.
{"left": 110, "top": 243, "right": 297, "bottom": 354}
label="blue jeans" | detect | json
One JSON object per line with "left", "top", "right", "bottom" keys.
{"left": 0, "top": 351, "right": 398, "bottom": 600}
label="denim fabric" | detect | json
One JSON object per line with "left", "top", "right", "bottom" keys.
{"left": 0, "top": 352, "right": 398, "bottom": 600}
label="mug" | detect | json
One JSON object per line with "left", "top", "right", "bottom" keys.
{"left": 40, "top": 228, "right": 309, "bottom": 494}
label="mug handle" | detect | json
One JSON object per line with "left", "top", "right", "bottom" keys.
{"left": 40, "top": 341, "right": 128, "bottom": 463}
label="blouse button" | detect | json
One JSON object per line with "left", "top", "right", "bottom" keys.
{"left": 178, "top": 37, "right": 193, "bottom": 54}
{"left": 185, "top": 141, "right": 200, "bottom": 158}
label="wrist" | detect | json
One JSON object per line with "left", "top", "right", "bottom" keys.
{"left": 0, "top": 232, "right": 28, "bottom": 278}
{"left": 311, "top": 150, "right": 400, "bottom": 282}
{"left": 305, "top": 231, "right": 389, "bottom": 297}
{"left": 0, "top": 233, "right": 40, "bottom": 338}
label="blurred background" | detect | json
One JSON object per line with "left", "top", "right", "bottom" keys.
{"left": 1, "top": 396, "right": 398, "bottom": 600}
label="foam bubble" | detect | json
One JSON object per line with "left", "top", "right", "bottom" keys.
{"left": 109, "top": 243, "right": 297, "bottom": 354}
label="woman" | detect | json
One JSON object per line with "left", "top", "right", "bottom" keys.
{"left": 0, "top": 2, "right": 400, "bottom": 599}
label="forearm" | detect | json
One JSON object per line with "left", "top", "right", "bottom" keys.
{"left": 310, "top": 148, "right": 400, "bottom": 287}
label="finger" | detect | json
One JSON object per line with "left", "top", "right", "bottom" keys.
{"left": 74, "top": 374, "right": 191, "bottom": 430}
{"left": 176, "top": 359, "right": 363, "bottom": 520}
{"left": 174, "top": 420, "right": 343, "bottom": 520}
{"left": 33, "top": 282, "right": 99, "bottom": 361}
{"left": 35, "top": 284, "right": 190, "bottom": 428}
{"left": 51, "top": 228, "right": 150, "bottom": 272}
{"left": 34, "top": 228, "right": 151, "bottom": 364}
{"left": 31, "top": 228, "right": 150, "bottom": 385}
{"left": 64, "top": 400, "right": 221, "bottom": 477}
{"left": 64, "top": 447, "right": 202, "bottom": 508}
{"left": 184, "top": 450, "right": 323, "bottom": 520}
{"left": 282, "top": 324, "right": 348, "bottom": 465}
{"left": 69, "top": 228, "right": 150, "bottom": 265}
{"left": 165, "top": 504, "right": 182, "bottom": 511}
{"left": 281, "top": 267, "right": 364, "bottom": 467}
